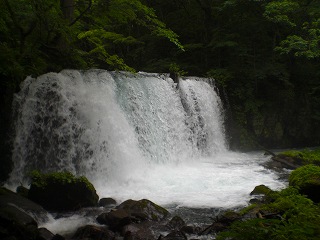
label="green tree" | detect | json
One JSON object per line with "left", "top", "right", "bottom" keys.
{"left": 0, "top": 0, "right": 184, "bottom": 182}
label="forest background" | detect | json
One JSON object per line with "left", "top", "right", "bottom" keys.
{"left": 1, "top": 0, "right": 320, "bottom": 182}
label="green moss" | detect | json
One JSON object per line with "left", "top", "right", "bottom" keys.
{"left": 78, "top": 176, "right": 96, "bottom": 192}
{"left": 289, "top": 165, "right": 320, "bottom": 189}
{"left": 217, "top": 187, "right": 320, "bottom": 240}
{"left": 262, "top": 187, "right": 313, "bottom": 213}
{"left": 30, "top": 170, "right": 94, "bottom": 190}
{"left": 279, "top": 148, "right": 320, "bottom": 165}
{"left": 250, "top": 184, "right": 273, "bottom": 196}
{"left": 28, "top": 170, "right": 99, "bottom": 211}
{"left": 239, "top": 203, "right": 258, "bottom": 215}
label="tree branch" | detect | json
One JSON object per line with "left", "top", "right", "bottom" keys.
{"left": 69, "top": 0, "right": 92, "bottom": 26}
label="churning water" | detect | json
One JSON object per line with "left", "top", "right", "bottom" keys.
{"left": 7, "top": 70, "right": 285, "bottom": 208}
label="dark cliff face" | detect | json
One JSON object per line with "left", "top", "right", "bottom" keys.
{"left": 0, "top": 76, "right": 15, "bottom": 184}
{"left": 218, "top": 81, "right": 320, "bottom": 151}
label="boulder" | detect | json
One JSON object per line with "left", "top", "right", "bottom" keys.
{"left": 289, "top": 164, "right": 320, "bottom": 202}
{"left": 38, "top": 228, "right": 55, "bottom": 240}
{"left": 180, "top": 225, "right": 201, "bottom": 235}
{"left": 97, "top": 199, "right": 169, "bottom": 233}
{"left": 199, "top": 211, "right": 241, "bottom": 235}
{"left": 0, "top": 187, "right": 66, "bottom": 240}
{"left": 0, "top": 204, "right": 38, "bottom": 240}
{"left": 271, "top": 154, "right": 303, "bottom": 169}
{"left": 28, "top": 171, "right": 99, "bottom": 211}
{"left": 99, "top": 197, "right": 117, "bottom": 207}
{"left": 0, "top": 187, "right": 48, "bottom": 222}
{"left": 122, "top": 222, "right": 156, "bottom": 240}
{"left": 16, "top": 185, "right": 29, "bottom": 198}
{"left": 117, "top": 199, "right": 169, "bottom": 222}
{"left": 158, "top": 230, "right": 187, "bottom": 240}
{"left": 72, "top": 225, "right": 115, "bottom": 240}
{"left": 38, "top": 228, "right": 65, "bottom": 240}
{"left": 165, "top": 216, "right": 186, "bottom": 231}
{"left": 249, "top": 185, "right": 275, "bottom": 204}
{"left": 250, "top": 184, "right": 272, "bottom": 196}
{"left": 97, "top": 208, "right": 136, "bottom": 231}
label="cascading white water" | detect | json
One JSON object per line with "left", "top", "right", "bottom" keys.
{"left": 8, "top": 69, "right": 285, "bottom": 208}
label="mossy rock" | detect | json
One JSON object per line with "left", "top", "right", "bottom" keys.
{"left": 97, "top": 199, "right": 169, "bottom": 232}
{"left": 250, "top": 184, "right": 273, "bottom": 196}
{"left": 274, "top": 148, "right": 320, "bottom": 168}
{"left": 289, "top": 165, "right": 320, "bottom": 202}
{"left": 216, "top": 187, "right": 320, "bottom": 240}
{"left": 249, "top": 185, "right": 275, "bottom": 204}
{"left": 117, "top": 199, "right": 169, "bottom": 221}
{"left": 28, "top": 171, "right": 99, "bottom": 211}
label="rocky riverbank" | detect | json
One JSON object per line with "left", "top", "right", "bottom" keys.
{"left": 2, "top": 151, "right": 320, "bottom": 240}
{"left": 0, "top": 170, "right": 253, "bottom": 240}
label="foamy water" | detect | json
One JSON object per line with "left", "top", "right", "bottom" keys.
{"left": 93, "top": 151, "right": 285, "bottom": 208}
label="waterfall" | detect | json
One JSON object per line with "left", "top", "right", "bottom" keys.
{"left": 8, "top": 69, "right": 284, "bottom": 208}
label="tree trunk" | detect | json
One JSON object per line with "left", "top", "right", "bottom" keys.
{"left": 60, "top": 0, "right": 74, "bottom": 22}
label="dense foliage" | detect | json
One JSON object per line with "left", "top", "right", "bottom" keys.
{"left": 1, "top": 0, "right": 320, "bottom": 180}
{"left": 147, "top": 0, "right": 320, "bottom": 149}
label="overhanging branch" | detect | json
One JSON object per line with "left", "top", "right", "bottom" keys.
{"left": 69, "top": 0, "right": 92, "bottom": 26}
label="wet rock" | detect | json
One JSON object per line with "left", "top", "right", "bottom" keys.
{"left": 72, "top": 225, "right": 115, "bottom": 240}
{"left": 97, "top": 209, "right": 138, "bottom": 231}
{"left": 165, "top": 216, "right": 186, "bottom": 231}
{"left": 123, "top": 223, "right": 156, "bottom": 240}
{"left": 0, "top": 187, "right": 55, "bottom": 239}
{"left": 218, "top": 211, "right": 241, "bottom": 225}
{"left": 271, "top": 154, "right": 303, "bottom": 169}
{"left": 158, "top": 230, "right": 187, "bottom": 240}
{"left": 241, "top": 205, "right": 262, "bottom": 220}
{"left": 28, "top": 171, "right": 99, "bottom": 211}
{"left": 38, "top": 228, "right": 55, "bottom": 240}
{"left": 249, "top": 185, "right": 275, "bottom": 204}
{"left": 117, "top": 199, "right": 169, "bottom": 222}
{"left": 0, "top": 187, "right": 47, "bottom": 215}
{"left": 250, "top": 184, "right": 272, "bottom": 196}
{"left": 16, "top": 185, "right": 29, "bottom": 198}
{"left": 52, "top": 234, "right": 65, "bottom": 240}
{"left": 0, "top": 204, "right": 38, "bottom": 240}
{"left": 199, "top": 211, "right": 241, "bottom": 235}
{"left": 0, "top": 187, "right": 48, "bottom": 225}
{"left": 180, "top": 225, "right": 201, "bottom": 235}
{"left": 99, "top": 198, "right": 117, "bottom": 207}
{"left": 98, "top": 199, "right": 169, "bottom": 234}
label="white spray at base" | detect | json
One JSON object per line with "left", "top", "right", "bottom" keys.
{"left": 8, "top": 70, "right": 285, "bottom": 208}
